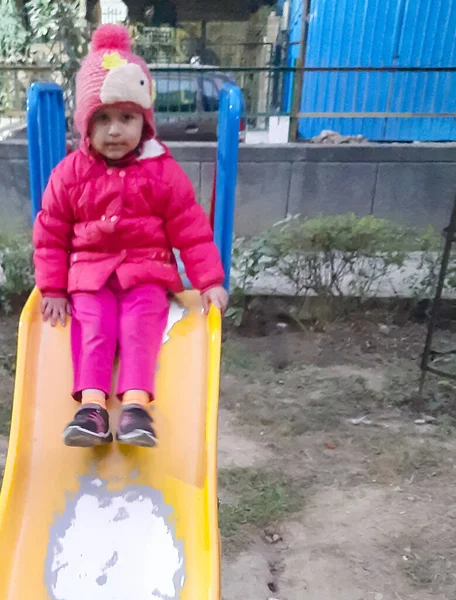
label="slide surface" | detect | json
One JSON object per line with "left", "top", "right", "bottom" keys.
{"left": 0, "top": 287, "right": 221, "bottom": 600}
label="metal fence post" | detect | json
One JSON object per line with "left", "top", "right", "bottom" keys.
{"left": 289, "top": 0, "right": 310, "bottom": 142}
{"left": 419, "top": 195, "right": 456, "bottom": 394}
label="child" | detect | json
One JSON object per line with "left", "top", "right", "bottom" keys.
{"left": 33, "top": 24, "right": 228, "bottom": 448}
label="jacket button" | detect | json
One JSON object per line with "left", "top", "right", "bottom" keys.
{"left": 110, "top": 215, "right": 118, "bottom": 222}
{"left": 119, "top": 171, "right": 126, "bottom": 178}
{"left": 101, "top": 215, "right": 106, "bottom": 221}
{"left": 107, "top": 169, "right": 113, "bottom": 175}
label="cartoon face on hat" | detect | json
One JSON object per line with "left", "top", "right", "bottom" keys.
{"left": 75, "top": 25, "right": 155, "bottom": 141}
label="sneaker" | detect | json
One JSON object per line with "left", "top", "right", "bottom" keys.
{"left": 116, "top": 405, "right": 157, "bottom": 447}
{"left": 63, "top": 404, "right": 113, "bottom": 447}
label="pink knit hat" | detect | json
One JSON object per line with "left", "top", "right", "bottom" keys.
{"left": 74, "top": 24, "right": 155, "bottom": 141}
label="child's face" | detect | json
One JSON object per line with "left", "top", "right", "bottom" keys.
{"left": 89, "top": 105, "right": 144, "bottom": 160}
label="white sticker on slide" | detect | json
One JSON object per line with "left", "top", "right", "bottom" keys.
{"left": 46, "top": 478, "right": 186, "bottom": 599}
{"left": 163, "top": 302, "right": 187, "bottom": 345}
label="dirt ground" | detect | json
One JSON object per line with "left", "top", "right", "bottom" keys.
{"left": 1, "top": 308, "right": 456, "bottom": 600}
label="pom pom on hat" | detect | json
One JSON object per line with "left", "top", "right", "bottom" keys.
{"left": 75, "top": 23, "right": 156, "bottom": 142}
{"left": 91, "top": 24, "right": 131, "bottom": 52}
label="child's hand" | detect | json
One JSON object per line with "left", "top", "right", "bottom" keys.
{"left": 201, "top": 286, "right": 228, "bottom": 315}
{"left": 41, "top": 296, "right": 72, "bottom": 327}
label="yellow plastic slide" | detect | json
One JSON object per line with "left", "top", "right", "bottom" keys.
{"left": 0, "top": 287, "right": 221, "bottom": 599}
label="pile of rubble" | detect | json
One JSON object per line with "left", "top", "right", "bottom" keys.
{"left": 309, "top": 129, "right": 368, "bottom": 144}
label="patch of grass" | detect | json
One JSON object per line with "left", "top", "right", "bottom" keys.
{"left": 435, "top": 414, "right": 456, "bottom": 438}
{"left": 400, "top": 537, "right": 456, "bottom": 590}
{"left": 383, "top": 362, "right": 420, "bottom": 405}
{"left": 403, "top": 553, "right": 438, "bottom": 586}
{"left": 222, "top": 340, "right": 269, "bottom": 377}
{"left": 367, "top": 436, "right": 444, "bottom": 482}
{"left": 0, "top": 352, "right": 15, "bottom": 376}
{"left": 285, "top": 407, "right": 342, "bottom": 435}
{"left": 218, "top": 467, "right": 304, "bottom": 538}
{"left": 395, "top": 444, "right": 441, "bottom": 475}
{"left": 222, "top": 366, "right": 381, "bottom": 435}
{"left": 270, "top": 397, "right": 343, "bottom": 436}
{"left": 0, "top": 401, "right": 12, "bottom": 436}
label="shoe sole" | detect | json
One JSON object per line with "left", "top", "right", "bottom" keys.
{"left": 63, "top": 425, "right": 113, "bottom": 447}
{"left": 116, "top": 429, "right": 157, "bottom": 448}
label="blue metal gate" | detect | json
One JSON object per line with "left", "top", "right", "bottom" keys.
{"left": 384, "top": 0, "right": 456, "bottom": 140}
{"left": 293, "top": 0, "right": 456, "bottom": 141}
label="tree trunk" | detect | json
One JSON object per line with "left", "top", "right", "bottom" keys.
{"left": 122, "top": 0, "right": 177, "bottom": 25}
{"left": 123, "top": 0, "right": 151, "bottom": 23}
{"left": 85, "top": 0, "right": 101, "bottom": 25}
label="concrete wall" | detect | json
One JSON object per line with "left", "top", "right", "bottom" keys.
{"left": 173, "top": 143, "right": 456, "bottom": 236}
{"left": 2, "top": 140, "right": 456, "bottom": 236}
{"left": 0, "top": 140, "right": 33, "bottom": 232}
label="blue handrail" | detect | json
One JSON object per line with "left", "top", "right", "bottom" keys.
{"left": 27, "top": 83, "right": 66, "bottom": 220}
{"left": 213, "top": 84, "right": 242, "bottom": 291}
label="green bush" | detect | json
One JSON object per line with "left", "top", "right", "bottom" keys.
{"left": 0, "top": 0, "right": 29, "bottom": 60}
{"left": 228, "top": 214, "right": 442, "bottom": 326}
{"left": 0, "top": 1, "right": 89, "bottom": 124}
{"left": 0, "top": 234, "right": 34, "bottom": 313}
{"left": 226, "top": 236, "right": 273, "bottom": 326}
{"left": 266, "top": 214, "right": 440, "bottom": 299}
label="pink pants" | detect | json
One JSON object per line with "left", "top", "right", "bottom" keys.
{"left": 71, "top": 280, "right": 169, "bottom": 400}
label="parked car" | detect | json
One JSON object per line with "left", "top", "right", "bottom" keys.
{"left": 149, "top": 65, "right": 246, "bottom": 142}
{"left": 14, "top": 67, "right": 245, "bottom": 147}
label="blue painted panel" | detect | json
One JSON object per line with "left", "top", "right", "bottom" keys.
{"left": 299, "top": 0, "right": 402, "bottom": 140}
{"left": 295, "top": 0, "right": 456, "bottom": 141}
{"left": 384, "top": 0, "right": 456, "bottom": 140}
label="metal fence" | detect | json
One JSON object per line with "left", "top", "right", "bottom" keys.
{"left": 0, "top": 66, "right": 59, "bottom": 138}
{"left": 0, "top": 35, "right": 284, "bottom": 137}
{"left": 101, "top": 6, "right": 127, "bottom": 24}
{"left": 295, "top": 66, "right": 456, "bottom": 142}
{"left": 137, "top": 32, "right": 276, "bottom": 68}
{"left": 148, "top": 64, "right": 456, "bottom": 140}
{"left": 2, "top": 61, "right": 456, "bottom": 142}
{"left": 148, "top": 64, "right": 285, "bottom": 136}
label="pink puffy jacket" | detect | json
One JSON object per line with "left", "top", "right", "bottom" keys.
{"left": 33, "top": 139, "right": 224, "bottom": 296}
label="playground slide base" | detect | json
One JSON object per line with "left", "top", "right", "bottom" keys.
{"left": 0, "top": 287, "right": 221, "bottom": 600}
